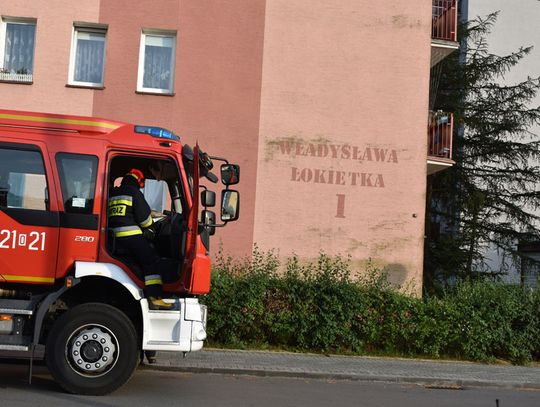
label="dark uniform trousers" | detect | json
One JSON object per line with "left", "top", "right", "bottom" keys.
{"left": 108, "top": 176, "right": 167, "bottom": 298}
{"left": 114, "top": 235, "right": 163, "bottom": 297}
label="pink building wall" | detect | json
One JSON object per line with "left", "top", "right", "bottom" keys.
{"left": 0, "top": 0, "right": 100, "bottom": 115}
{"left": 254, "top": 0, "right": 432, "bottom": 292}
{"left": 94, "top": 0, "right": 265, "bottom": 260}
{"left": 0, "top": 0, "right": 265, "bottom": 260}
{"left": 0, "top": 0, "right": 433, "bottom": 293}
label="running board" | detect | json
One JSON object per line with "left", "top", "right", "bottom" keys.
{"left": 0, "top": 299, "right": 35, "bottom": 315}
{"left": 0, "top": 308, "right": 33, "bottom": 315}
{"left": 0, "top": 344, "right": 29, "bottom": 351}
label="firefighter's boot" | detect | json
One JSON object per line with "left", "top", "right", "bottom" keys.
{"left": 145, "top": 350, "right": 157, "bottom": 364}
{"left": 148, "top": 297, "right": 174, "bottom": 310}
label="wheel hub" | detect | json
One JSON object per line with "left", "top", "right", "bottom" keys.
{"left": 69, "top": 326, "right": 117, "bottom": 375}
{"left": 80, "top": 340, "right": 103, "bottom": 362}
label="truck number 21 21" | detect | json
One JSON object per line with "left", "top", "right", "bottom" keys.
{"left": 0, "top": 230, "right": 46, "bottom": 251}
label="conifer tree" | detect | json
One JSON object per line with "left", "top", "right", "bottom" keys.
{"left": 424, "top": 12, "right": 540, "bottom": 292}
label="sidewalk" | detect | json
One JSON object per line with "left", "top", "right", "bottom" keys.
{"left": 145, "top": 349, "right": 540, "bottom": 389}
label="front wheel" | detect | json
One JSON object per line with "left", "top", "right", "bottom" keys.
{"left": 45, "top": 303, "right": 139, "bottom": 395}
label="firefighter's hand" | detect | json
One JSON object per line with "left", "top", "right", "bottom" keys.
{"left": 142, "top": 226, "right": 156, "bottom": 241}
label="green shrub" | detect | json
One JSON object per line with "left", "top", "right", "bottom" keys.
{"left": 202, "top": 249, "right": 540, "bottom": 364}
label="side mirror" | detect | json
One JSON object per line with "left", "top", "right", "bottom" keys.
{"left": 201, "top": 190, "right": 216, "bottom": 207}
{"left": 221, "top": 190, "right": 239, "bottom": 222}
{"left": 182, "top": 144, "right": 194, "bottom": 161}
{"left": 221, "top": 164, "right": 240, "bottom": 185}
{"left": 202, "top": 210, "right": 216, "bottom": 235}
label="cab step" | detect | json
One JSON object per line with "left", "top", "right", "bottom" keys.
{"left": 0, "top": 299, "right": 34, "bottom": 315}
{"left": 0, "top": 344, "right": 29, "bottom": 351}
{"left": 0, "top": 300, "right": 34, "bottom": 352}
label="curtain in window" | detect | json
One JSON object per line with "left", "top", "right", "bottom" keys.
{"left": 143, "top": 35, "right": 174, "bottom": 90}
{"left": 143, "top": 180, "right": 167, "bottom": 212}
{"left": 4, "top": 23, "right": 35, "bottom": 74}
{"left": 74, "top": 32, "right": 105, "bottom": 84}
{"left": 7, "top": 173, "right": 25, "bottom": 208}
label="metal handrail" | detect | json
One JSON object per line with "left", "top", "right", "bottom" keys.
{"left": 432, "top": 0, "right": 458, "bottom": 42}
{"left": 428, "top": 111, "right": 453, "bottom": 159}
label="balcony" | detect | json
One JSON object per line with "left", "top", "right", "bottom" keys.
{"left": 431, "top": 0, "right": 459, "bottom": 67}
{"left": 427, "top": 111, "right": 455, "bottom": 175}
{"left": 0, "top": 71, "right": 33, "bottom": 84}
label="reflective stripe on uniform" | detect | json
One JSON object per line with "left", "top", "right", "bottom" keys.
{"left": 111, "top": 225, "right": 142, "bottom": 237}
{"left": 145, "top": 274, "right": 163, "bottom": 286}
{"left": 140, "top": 214, "right": 153, "bottom": 228}
{"left": 108, "top": 195, "right": 133, "bottom": 206}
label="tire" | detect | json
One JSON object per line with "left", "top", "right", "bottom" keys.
{"left": 45, "top": 303, "right": 139, "bottom": 395}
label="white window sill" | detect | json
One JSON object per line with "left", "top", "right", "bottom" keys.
{"left": 135, "top": 90, "right": 175, "bottom": 97}
{"left": 66, "top": 83, "right": 105, "bottom": 90}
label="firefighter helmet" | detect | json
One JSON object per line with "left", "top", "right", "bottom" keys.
{"left": 127, "top": 168, "right": 145, "bottom": 188}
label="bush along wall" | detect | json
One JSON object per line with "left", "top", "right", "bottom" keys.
{"left": 202, "top": 249, "right": 540, "bottom": 365}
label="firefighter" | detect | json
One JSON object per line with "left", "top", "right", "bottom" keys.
{"left": 108, "top": 168, "right": 173, "bottom": 310}
{"left": 148, "top": 161, "right": 165, "bottom": 181}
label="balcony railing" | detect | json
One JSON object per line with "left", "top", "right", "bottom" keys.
{"left": 428, "top": 111, "right": 453, "bottom": 160}
{"left": 0, "top": 72, "right": 33, "bottom": 83}
{"left": 432, "top": 0, "right": 458, "bottom": 42}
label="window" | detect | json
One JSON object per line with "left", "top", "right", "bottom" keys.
{"left": 137, "top": 30, "right": 176, "bottom": 94}
{"left": 109, "top": 156, "right": 181, "bottom": 214}
{"left": 0, "top": 17, "right": 36, "bottom": 83}
{"left": 0, "top": 147, "right": 48, "bottom": 210}
{"left": 68, "top": 24, "right": 107, "bottom": 87}
{"left": 143, "top": 179, "right": 170, "bottom": 212}
{"left": 56, "top": 153, "right": 98, "bottom": 214}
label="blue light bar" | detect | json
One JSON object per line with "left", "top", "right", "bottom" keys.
{"left": 134, "top": 125, "right": 180, "bottom": 141}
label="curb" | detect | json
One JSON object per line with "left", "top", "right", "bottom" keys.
{"left": 139, "top": 363, "right": 540, "bottom": 390}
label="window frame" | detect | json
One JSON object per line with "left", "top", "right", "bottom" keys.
{"left": 136, "top": 29, "right": 177, "bottom": 95}
{"left": 67, "top": 23, "right": 108, "bottom": 88}
{"left": 0, "top": 144, "right": 50, "bottom": 211}
{"left": 55, "top": 152, "right": 99, "bottom": 214}
{"left": 107, "top": 154, "right": 185, "bottom": 215}
{"left": 0, "top": 16, "right": 37, "bottom": 83}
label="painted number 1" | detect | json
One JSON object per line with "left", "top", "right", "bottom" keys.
{"left": 336, "top": 194, "right": 346, "bottom": 218}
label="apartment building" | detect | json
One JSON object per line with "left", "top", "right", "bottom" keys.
{"left": 0, "top": 0, "right": 458, "bottom": 294}
{"left": 462, "top": 0, "right": 540, "bottom": 284}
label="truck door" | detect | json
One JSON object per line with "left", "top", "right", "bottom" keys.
{"left": 0, "top": 142, "right": 60, "bottom": 284}
{"left": 182, "top": 144, "right": 211, "bottom": 294}
{"left": 55, "top": 153, "right": 100, "bottom": 276}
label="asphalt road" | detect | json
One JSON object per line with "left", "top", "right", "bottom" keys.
{"left": 1, "top": 361, "right": 539, "bottom": 407}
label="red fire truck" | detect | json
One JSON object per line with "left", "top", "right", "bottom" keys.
{"left": 0, "top": 109, "right": 240, "bottom": 395}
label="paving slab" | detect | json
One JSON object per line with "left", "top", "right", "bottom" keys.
{"left": 145, "top": 349, "right": 540, "bottom": 389}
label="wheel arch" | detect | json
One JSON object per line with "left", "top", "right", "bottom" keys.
{"left": 73, "top": 261, "right": 143, "bottom": 300}
{"left": 37, "top": 262, "right": 143, "bottom": 347}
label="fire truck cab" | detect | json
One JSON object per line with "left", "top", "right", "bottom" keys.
{"left": 0, "top": 109, "right": 240, "bottom": 395}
